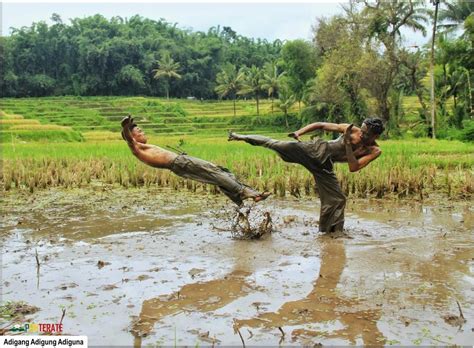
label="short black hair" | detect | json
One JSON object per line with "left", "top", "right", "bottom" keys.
{"left": 363, "top": 117, "right": 384, "bottom": 135}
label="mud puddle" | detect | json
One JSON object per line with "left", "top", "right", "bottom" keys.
{"left": 1, "top": 188, "right": 473, "bottom": 346}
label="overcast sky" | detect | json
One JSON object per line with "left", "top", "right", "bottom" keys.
{"left": 1, "top": 1, "right": 428, "bottom": 45}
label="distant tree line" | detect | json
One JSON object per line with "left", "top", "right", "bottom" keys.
{"left": 0, "top": 14, "right": 282, "bottom": 98}
{"left": 1, "top": 1, "right": 473, "bottom": 140}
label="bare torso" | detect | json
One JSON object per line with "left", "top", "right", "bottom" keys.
{"left": 132, "top": 143, "right": 178, "bottom": 169}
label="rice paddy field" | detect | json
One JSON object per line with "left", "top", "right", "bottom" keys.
{"left": 1, "top": 97, "right": 474, "bottom": 346}
{"left": 0, "top": 96, "right": 297, "bottom": 139}
{"left": 1, "top": 96, "right": 473, "bottom": 199}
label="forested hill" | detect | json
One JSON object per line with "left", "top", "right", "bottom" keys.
{"left": 0, "top": 14, "right": 282, "bottom": 98}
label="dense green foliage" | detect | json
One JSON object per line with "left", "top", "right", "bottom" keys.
{"left": 1, "top": 1, "right": 473, "bottom": 140}
{"left": 306, "top": 0, "right": 473, "bottom": 137}
{"left": 0, "top": 15, "right": 281, "bottom": 98}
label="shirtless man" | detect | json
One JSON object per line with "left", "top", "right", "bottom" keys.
{"left": 121, "top": 115, "right": 270, "bottom": 206}
{"left": 228, "top": 118, "right": 384, "bottom": 232}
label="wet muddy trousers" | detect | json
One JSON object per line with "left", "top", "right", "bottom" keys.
{"left": 169, "top": 154, "right": 258, "bottom": 206}
{"left": 240, "top": 135, "right": 346, "bottom": 232}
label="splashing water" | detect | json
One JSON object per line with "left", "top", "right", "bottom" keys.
{"left": 211, "top": 204, "right": 273, "bottom": 240}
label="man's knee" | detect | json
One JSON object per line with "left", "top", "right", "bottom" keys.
{"left": 328, "top": 192, "right": 346, "bottom": 209}
{"left": 337, "top": 194, "right": 346, "bottom": 206}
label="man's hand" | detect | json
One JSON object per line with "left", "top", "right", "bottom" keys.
{"left": 288, "top": 132, "right": 301, "bottom": 141}
{"left": 344, "top": 124, "right": 354, "bottom": 144}
{"left": 121, "top": 114, "right": 135, "bottom": 143}
{"left": 121, "top": 114, "right": 134, "bottom": 129}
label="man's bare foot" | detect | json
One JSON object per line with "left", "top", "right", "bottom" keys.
{"left": 254, "top": 191, "right": 271, "bottom": 203}
{"left": 228, "top": 131, "right": 243, "bottom": 141}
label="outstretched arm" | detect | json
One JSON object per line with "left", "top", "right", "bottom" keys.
{"left": 121, "top": 115, "right": 149, "bottom": 155}
{"left": 121, "top": 116, "right": 139, "bottom": 154}
{"left": 289, "top": 122, "right": 351, "bottom": 140}
{"left": 120, "top": 115, "right": 176, "bottom": 168}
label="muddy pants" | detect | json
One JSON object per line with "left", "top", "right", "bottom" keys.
{"left": 241, "top": 135, "right": 346, "bottom": 232}
{"left": 169, "top": 154, "right": 258, "bottom": 206}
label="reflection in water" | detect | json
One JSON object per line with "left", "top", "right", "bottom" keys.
{"left": 3, "top": 188, "right": 473, "bottom": 346}
{"left": 131, "top": 270, "right": 251, "bottom": 347}
{"left": 399, "top": 232, "right": 474, "bottom": 312}
{"left": 235, "top": 237, "right": 385, "bottom": 345}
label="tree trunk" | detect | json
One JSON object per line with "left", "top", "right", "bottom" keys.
{"left": 416, "top": 88, "right": 429, "bottom": 126}
{"left": 285, "top": 111, "right": 289, "bottom": 128}
{"left": 271, "top": 96, "right": 274, "bottom": 115}
{"left": 233, "top": 97, "right": 236, "bottom": 118}
{"left": 256, "top": 94, "right": 260, "bottom": 116}
{"left": 465, "top": 68, "right": 473, "bottom": 117}
{"left": 430, "top": 0, "right": 440, "bottom": 139}
{"left": 379, "top": 96, "right": 391, "bottom": 125}
{"left": 164, "top": 79, "right": 170, "bottom": 100}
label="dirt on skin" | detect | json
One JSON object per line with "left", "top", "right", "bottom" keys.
{"left": 1, "top": 187, "right": 473, "bottom": 346}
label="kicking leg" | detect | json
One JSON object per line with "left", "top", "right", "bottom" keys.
{"left": 228, "top": 131, "right": 304, "bottom": 164}
{"left": 217, "top": 167, "right": 270, "bottom": 204}
{"left": 241, "top": 186, "right": 271, "bottom": 203}
{"left": 229, "top": 131, "right": 282, "bottom": 148}
{"left": 170, "top": 155, "right": 270, "bottom": 206}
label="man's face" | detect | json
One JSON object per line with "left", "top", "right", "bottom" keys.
{"left": 131, "top": 127, "right": 147, "bottom": 144}
{"left": 353, "top": 127, "right": 363, "bottom": 144}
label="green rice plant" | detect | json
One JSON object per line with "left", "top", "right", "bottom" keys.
{"left": 0, "top": 130, "right": 84, "bottom": 143}
{"left": 9, "top": 124, "right": 73, "bottom": 131}
{"left": 1, "top": 97, "right": 473, "bottom": 199}
{"left": 2, "top": 153, "right": 470, "bottom": 199}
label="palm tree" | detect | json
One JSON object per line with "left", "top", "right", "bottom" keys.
{"left": 361, "top": 0, "right": 429, "bottom": 124}
{"left": 262, "top": 62, "right": 285, "bottom": 114}
{"left": 364, "top": 1, "right": 429, "bottom": 38}
{"left": 238, "top": 66, "right": 264, "bottom": 116}
{"left": 152, "top": 52, "right": 181, "bottom": 99}
{"left": 276, "top": 86, "right": 295, "bottom": 128}
{"left": 438, "top": 0, "right": 474, "bottom": 35}
{"left": 446, "top": 67, "right": 468, "bottom": 110}
{"left": 215, "top": 64, "right": 245, "bottom": 117}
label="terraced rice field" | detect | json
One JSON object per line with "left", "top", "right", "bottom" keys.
{"left": 0, "top": 97, "right": 298, "bottom": 140}
{"left": 1, "top": 96, "right": 472, "bottom": 199}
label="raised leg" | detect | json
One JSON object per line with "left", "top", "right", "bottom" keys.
{"left": 228, "top": 132, "right": 304, "bottom": 164}
{"left": 170, "top": 155, "right": 269, "bottom": 206}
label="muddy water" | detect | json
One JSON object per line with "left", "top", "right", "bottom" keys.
{"left": 1, "top": 188, "right": 473, "bottom": 346}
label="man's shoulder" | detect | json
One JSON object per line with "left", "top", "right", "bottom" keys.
{"left": 336, "top": 123, "right": 357, "bottom": 132}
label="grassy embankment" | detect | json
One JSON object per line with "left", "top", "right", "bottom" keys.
{"left": 1, "top": 97, "right": 472, "bottom": 199}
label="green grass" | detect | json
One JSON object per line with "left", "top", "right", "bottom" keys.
{"left": 2, "top": 134, "right": 473, "bottom": 199}
{"left": 0, "top": 96, "right": 294, "bottom": 136}
{"left": 1, "top": 97, "right": 472, "bottom": 199}
{"left": 0, "top": 111, "right": 84, "bottom": 142}
{"left": 0, "top": 129, "right": 84, "bottom": 143}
